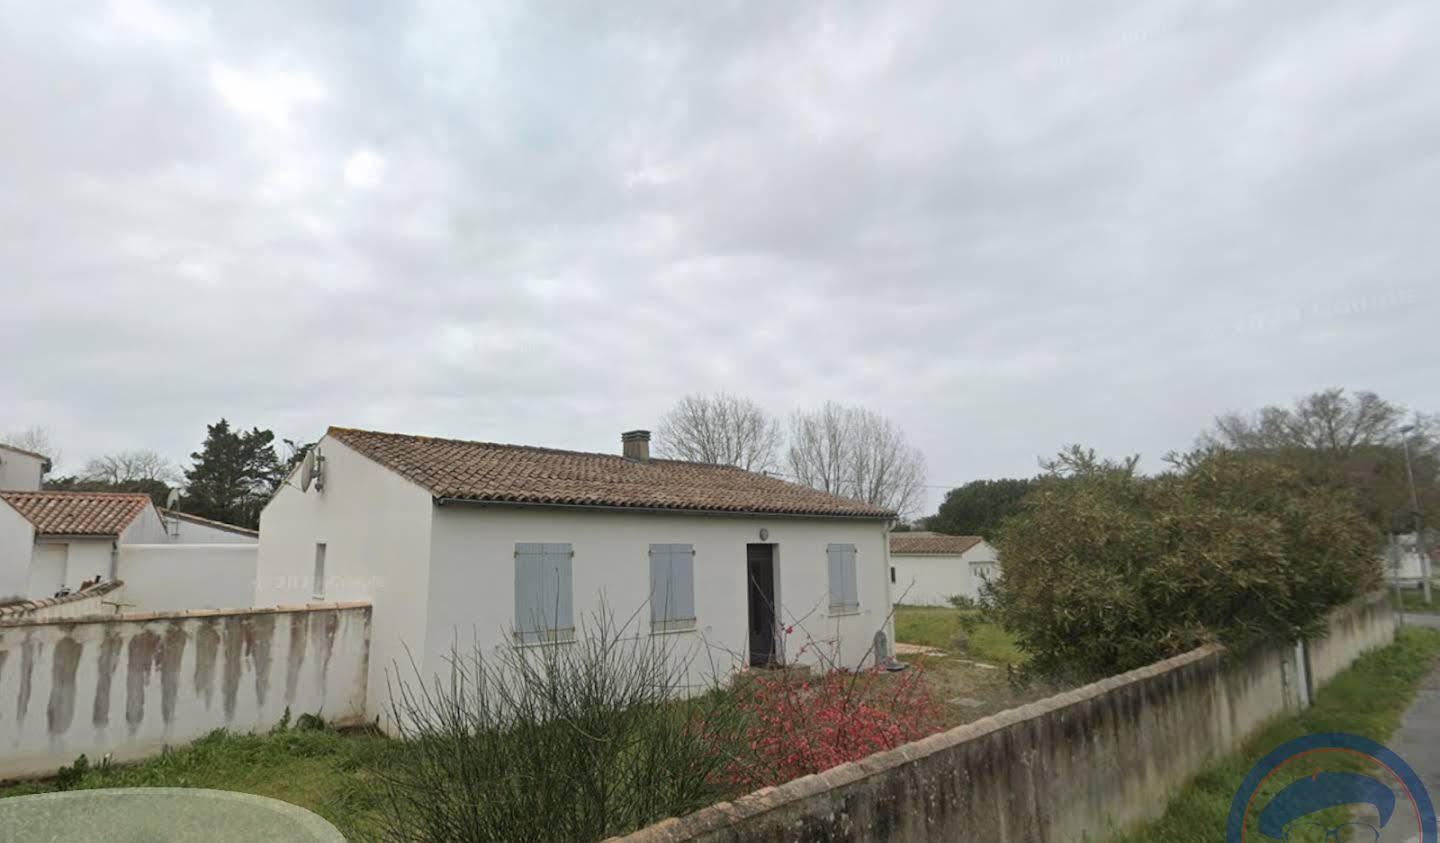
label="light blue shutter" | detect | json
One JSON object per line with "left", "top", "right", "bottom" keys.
{"left": 843, "top": 545, "right": 859, "bottom": 610}
{"left": 649, "top": 545, "right": 669, "bottom": 624}
{"left": 649, "top": 544, "right": 695, "bottom": 627}
{"left": 670, "top": 544, "right": 695, "bottom": 623}
{"left": 544, "top": 543, "right": 573, "bottom": 636}
{"left": 827, "top": 544, "right": 858, "bottom": 612}
{"left": 827, "top": 544, "right": 845, "bottom": 611}
{"left": 515, "top": 543, "right": 545, "bottom": 643}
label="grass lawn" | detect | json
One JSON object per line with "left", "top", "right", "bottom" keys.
{"left": 1397, "top": 586, "right": 1440, "bottom": 613}
{"left": 1109, "top": 626, "right": 1440, "bottom": 842}
{"left": 0, "top": 726, "right": 393, "bottom": 840}
{"left": 893, "top": 604, "right": 1027, "bottom": 665}
{"left": 893, "top": 604, "right": 1038, "bottom": 726}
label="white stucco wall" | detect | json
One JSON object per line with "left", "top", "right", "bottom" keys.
{"left": 0, "top": 604, "right": 370, "bottom": 780}
{"left": 254, "top": 435, "right": 434, "bottom": 721}
{"left": 27, "top": 543, "right": 67, "bottom": 599}
{"left": 118, "top": 544, "right": 259, "bottom": 611}
{"left": 0, "top": 502, "right": 34, "bottom": 599}
{"left": 890, "top": 540, "right": 1000, "bottom": 606}
{"left": 120, "top": 502, "right": 171, "bottom": 545}
{"left": 422, "top": 506, "right": 893, "bottom": 696}
{"left": 0, "top": 447, "right": 45, "bottom": 492}
{"left": 55, "top": 537, "right": 116, "bottom": 594}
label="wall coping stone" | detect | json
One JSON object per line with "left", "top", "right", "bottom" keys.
{"left": 0, "top": 599, "right": 371, "bottom": 628}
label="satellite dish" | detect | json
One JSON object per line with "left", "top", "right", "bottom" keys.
{"left": 299, "top": 449, "right": 315, "bottom": 492}
{"left": 165, "top": 488, "right": 181, "bottom": 508}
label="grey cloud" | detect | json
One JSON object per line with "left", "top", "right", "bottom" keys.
{"left": 0, "top": 0, "right": 1435, "bottom": 514}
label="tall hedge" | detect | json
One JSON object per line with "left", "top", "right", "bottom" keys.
{"left": 989, "top": 449, "right": 1381, "bottom": 679}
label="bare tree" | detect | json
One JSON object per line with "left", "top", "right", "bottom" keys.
{"left": 1199, "top": 388, "right": 1439, "bottom": 531}
{"left": 83, "top": 450, "right": 178, "bottom": 486}
{"left": 1200, "top": 388, "right": 1407, "bottom": 457}
{"left": 654, "top": 392, "right": 783, "bottom": 471}
{"left": 786, "top": 402, "right": 927, "bottom": 518}
{"left": 3, "top": 426, "right": 59, "bottom": 468}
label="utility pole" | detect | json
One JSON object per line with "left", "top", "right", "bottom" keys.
{"left": 1399, "top": 424, "right": 1432, "bottom": 605}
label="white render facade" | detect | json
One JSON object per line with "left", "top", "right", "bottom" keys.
{"left": 0, "top": 444, "right": 48, "bottom": 492}
{"left": 890, "top": 538, "right": 1000, "bottom": 606}
{"left": 255, "top": 432, "right": 895, "bottom": 725}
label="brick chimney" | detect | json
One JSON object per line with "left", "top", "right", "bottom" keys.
{"left": 622, "top": 430, "right": 651, "bottom": 462}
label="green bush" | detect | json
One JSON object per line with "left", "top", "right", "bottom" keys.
{"left": 989, "top": 447, "right": 1381, "bottom": 680}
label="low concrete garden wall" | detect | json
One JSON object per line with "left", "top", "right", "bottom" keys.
{"left": 0, "top": 603, "right": 370, "bottom": 780}
{"left": 612, "top": 592, "right": 1396, "bottom": 843}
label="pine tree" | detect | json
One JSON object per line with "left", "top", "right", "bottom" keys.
{"left": 180, "top": 419, "right": 282, "bottom": 529}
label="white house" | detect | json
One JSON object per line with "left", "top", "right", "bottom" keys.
{"left": 0, "top": 490, "right": 261, "bottom": 609}
{"left": 158, "top": 508, "right": 260, "bottom": 544}
{"left": 1385, "top": 532, "right": 1436, "bottom": 584}
{"left": 0, "top": 491, "right": 169, "bottom": 599}
{"left": 889, "top": 533, "right": 1000, "bottom": 606}
{"left": 255, "top": 426, "right": 897, "bottom": 722}
{"left": 0, "top": 443, "right": 50, "bottom": 492}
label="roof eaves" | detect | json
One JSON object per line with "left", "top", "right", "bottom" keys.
{"left": 434, "top": 496, "right": 895, "bottom": 521}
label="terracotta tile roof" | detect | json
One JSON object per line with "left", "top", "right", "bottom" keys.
{"left": 890, "top": 534, "right": 986, "bottom": 555}
{"left": 159, "top": 508, "right": 260, "bottom": 538}
{"left": 0, "top": 491, "right": 152, "bottom": 536}
{"left": 327, "top": 426, "right": 895, "bottom": 519}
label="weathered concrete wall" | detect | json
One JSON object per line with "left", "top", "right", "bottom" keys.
{"left": 118, "top": 544, "right": 258, "bottom": 612}
{"left": 0, "top": 582, "right": 124, "bottom": 622}
{"left": 1307, "top": 591, "right": 1397, "bottom": 688}
{"left": 611, "top": 595, "right": 1396, "bottom": 843}
{"left": 0, "top": 603, "right": 370, "bottom": 780}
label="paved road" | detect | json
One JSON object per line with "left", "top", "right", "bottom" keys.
{"left": 1391, "top": 614, "right": 1440, "bottom": 841}
{"left": 1401, "top": 612, "right": 1440, "bottom": 630}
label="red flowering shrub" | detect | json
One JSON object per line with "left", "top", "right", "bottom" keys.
{"left": 717, "top": 665, "right": 944, "bottom": 791}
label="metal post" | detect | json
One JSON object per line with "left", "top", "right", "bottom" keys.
{"left": 1390, "top": 535, "right": 1405, "bottom": 628}
{"left": 1400, "top": 430, "right": 1432, "bottom": 605}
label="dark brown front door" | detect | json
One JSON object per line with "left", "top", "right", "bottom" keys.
{"left": 746, "top": 544, "right": 776, "bottom": 667}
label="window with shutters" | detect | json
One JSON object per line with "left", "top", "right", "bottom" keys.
{"left": 826, "top": 543, "right": 859, "bottom": 614}
{"left": 648, "top": 543, "right": 696, "bottom": 632}
{"left": 513, "top": 542, "right": 575, "bottom": 644}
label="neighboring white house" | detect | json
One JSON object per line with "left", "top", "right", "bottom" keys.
{"left": 255, "top": 426, "right": 897, "bottom": 723}
{"left": 889, "top": 532, "right": 1000, "bottom": 606}
{"left": 1385, "top": 532, "right": 1436, "bottom": 584}
{"left": 0, "top": 491, "right": 169, "bottom": 599}
{"left": 158, "top": 508, "right": 260, "bottom": 544}
{"left": 0, "top": 491, "right": 261, "bottom": 608}
{"left": 0, "top": 443, "right": 50, "bottom": 492}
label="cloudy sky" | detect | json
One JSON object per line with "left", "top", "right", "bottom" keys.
{"left": 2, "top": 0, "right": 1435, "bottom": 513}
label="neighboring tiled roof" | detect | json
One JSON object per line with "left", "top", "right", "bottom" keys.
{"left": 0, "top": 580, "right": 123, "bottom": 619}
{"left": 890, "top": 534, "right": 986, "bottom": 555}
{"left": 159, "top": 508, "right": 259, "bottom": 538}
{"left": 0, "top": 442, "right": 52, "bottom": 471}
{"left": 327, "top": 427, "right": 895, "bottom": 519}
{"left": 0, "top": 491, "right": 151, "bottom": 536}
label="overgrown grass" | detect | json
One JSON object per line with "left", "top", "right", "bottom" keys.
{"left": 1109, "top": 627, "right": 1440, "bottom": 842}
{"left": 0, "top": 724, "right": 393, "bottom": 840}
{"left": 894, "top": 605, "right": 1027, "bottom": 665}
